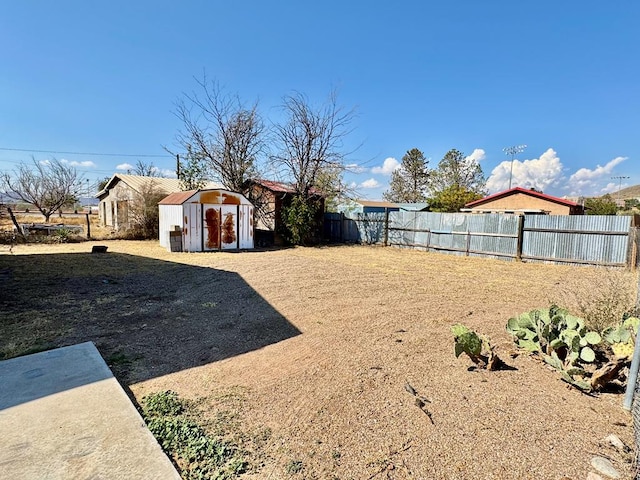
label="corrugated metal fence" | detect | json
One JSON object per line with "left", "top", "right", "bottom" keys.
{"left": 324, "top": 212, "right": 638, "bottom": 268}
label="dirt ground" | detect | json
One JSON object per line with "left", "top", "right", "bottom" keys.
{"left": 1, "top": 240, "right": 638, "bottom": 479}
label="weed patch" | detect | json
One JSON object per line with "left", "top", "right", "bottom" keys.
{"left": 142, "top": 391, "right": 247, "bottom": 480}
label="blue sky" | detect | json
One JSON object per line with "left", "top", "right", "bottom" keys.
{"left": 1, "top": 1, "right": 638, "bottom": 200}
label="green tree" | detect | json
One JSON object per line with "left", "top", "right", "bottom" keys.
{"left": 584, "top": 194, "right": 618, "bottom": 215}
{"left": 314, "top": 164, "right": 352, "bottom": 212}
{"left": 280, "top": 195, "right": 322, "bottom": 245}
{"left": 383, "top": 148, "right": 430, "bottom": 203}
{"left": 96, "top": 176, "right": 111, "bottom": 192}
{"left": 178, "top": 146, "right": 210, "bottom": 190}
{"left": 428, "top": 149, "right": 486, "bottom": 212}
{"left": 429, "top": 185, "right": 483, "bottom": 213}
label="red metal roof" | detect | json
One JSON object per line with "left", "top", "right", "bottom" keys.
{"left": 251, "top": 179, "right": 324, "bottom": 196}
{"left": 158, "top": 190, "right": 197, "bottom": 205}
{"left": 465, "top": 187, "right": 579, "bottom": 208}
{"left": 253, "top": 179, "right": 297, "bottom": 193}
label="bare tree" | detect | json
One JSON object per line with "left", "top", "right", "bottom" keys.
{"left": 1, "top": 158, "right": 83, "bottom": 222}
{"left": 174, "top": 76, "right": 265, "bottom": 193}
{"left": 272, "top": 90, "right": 356, "bottom": 243}
{"left": 128, "top": 180, "right": 166, "bottom": 239}
{"left": 272, "top": 90, "right": 356, "bottom": 198}
{"left": 133, "top": 160, "right": 162, "bottom": 177}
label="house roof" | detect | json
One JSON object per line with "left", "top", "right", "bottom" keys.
{"left": 355, "top": 200, "right": 399, "bottom": 208}
{"left": 464, "top": 187, "right": 580, "bottom": 208}
{"left": 96, "top": 174, "right": 222, "bottom": 198}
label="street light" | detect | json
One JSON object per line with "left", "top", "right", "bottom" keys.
{"left": 503, "top": 145, "right": 527, "bottom": 190}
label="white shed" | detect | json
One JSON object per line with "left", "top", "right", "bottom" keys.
{"left": 159, "top": 189, "right": 254, "bottom": 252}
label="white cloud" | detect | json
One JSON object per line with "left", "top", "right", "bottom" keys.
{"left": 360, "top": 178, "right": 380, "bottom": 189}
{"left": 345, "top": 163, "right": 367, "bottom": 174}
{"left": 486, "top": 148, "right": 564, "bottom": 193}
{"left": 160, "top": 169, "right": 177, "bottom": 178}
{"left": 465, "top": 148, "right": 486, "bottom": 163}
{"left": 116, "top": 163, "right": 134, "bottom": 171}
{"left": 371, "top": 157, "right": 400, "bottom": 175}
{"left": 60, "top": 159, "right": 97, "bottom": 168}
{"left": 599, "top": 182, "right": 621, "bottom": 195}
{"left": 567, "top": 156, "right": 627, "bottom": 195}
{"left": 39, "top": 159, "right": 51, "bottom": 166}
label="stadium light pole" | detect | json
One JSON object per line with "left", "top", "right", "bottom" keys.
{"left": 503, "top": 145, "right": 527, "bottom": 190}
{"left": 611, "top": 175, "right": 630, "bottom": 202}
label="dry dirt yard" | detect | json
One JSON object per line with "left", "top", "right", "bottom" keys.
{"left": 1, "top": 240, "right": 638, "bottom": 479}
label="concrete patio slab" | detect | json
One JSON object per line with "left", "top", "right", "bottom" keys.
{"left": 0, "top": 342, "right": 180, "bottom": 480}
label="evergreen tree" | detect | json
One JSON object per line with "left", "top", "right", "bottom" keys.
{"left": 383, "top": 148, "right": 430, "bottom": 203}
{"left": 428, "top": 149, "right": 486, "bottom": 212}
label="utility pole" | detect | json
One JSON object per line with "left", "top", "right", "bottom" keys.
{"left": 503, "top": 145, "right": 527, "bottom": 190}
{"left": 611, "top": 175, "right": 629, "bottom": 203}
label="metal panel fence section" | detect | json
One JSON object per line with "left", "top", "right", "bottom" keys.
{"left": 323, "top": 212, "right": 386, "bottom": 244}
{"left": 324, "top": 211, "right": 637, "bottom": 268}
{"left": 388, "top": 212, "right": 520, "bottom": 259}
{"left": 522, "top": 215, "right": 633, "bottom": 267}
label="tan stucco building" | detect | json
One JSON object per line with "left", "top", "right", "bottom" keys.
{"left": 463, "top": 187, "right": 584, "bottom": 215}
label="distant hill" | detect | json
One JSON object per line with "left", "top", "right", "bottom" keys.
{"left": 608, "top": 184, "right": 640, "bottom": 200}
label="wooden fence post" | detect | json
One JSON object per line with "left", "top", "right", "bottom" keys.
{"left": 7, "top": 207, "right": 25, "bottom": 239}
{"left": 85, "top": 213, "right": 91, "bottom": 240}
{"left": 516, "top": 215, "right": 525, "bottom": 261}
{"left": 384, "top": 209, "right": 390, "bottom": 247}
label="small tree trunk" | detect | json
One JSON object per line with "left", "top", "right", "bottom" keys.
{"left": 7, "top": 207, "right": 25, "bottom": 239}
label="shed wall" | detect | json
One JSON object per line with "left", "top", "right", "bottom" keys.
{"left": 159, "top": 205, "right": 184, "bottom": 249}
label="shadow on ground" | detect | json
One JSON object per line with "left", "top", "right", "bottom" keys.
{"left": 0, "top": 252, "right": 301, "bottom": 386}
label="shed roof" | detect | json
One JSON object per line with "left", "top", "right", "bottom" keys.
{"left": 158, "top": 190, "right": 198, "bottom": 205}
{"left": 158, "top": 188, "right": 252, "bottom": 206}
{"left": 465, "top": 187, "right": 579, "bottom": 208}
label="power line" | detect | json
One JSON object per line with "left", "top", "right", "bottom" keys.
{"left": 0, "top": 147, "right": 172, "bottom": 158}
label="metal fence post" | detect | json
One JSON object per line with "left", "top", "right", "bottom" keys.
{"left": 623, "top": 272, "right": 640, "bottom": 410}
{"left": 384, "top": 209, "right": 390, "bottom": 247}
{"left": 516, "top": 215, "right": 525, "bottom": 261}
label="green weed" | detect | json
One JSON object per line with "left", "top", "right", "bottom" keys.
{"left": 142, "top": 391, "right": 247, "bottom": 480}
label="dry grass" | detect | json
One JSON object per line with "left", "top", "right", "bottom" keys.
{"left": 1, "top": 241, "right": 638, "bottom": 479}
{"left": 0, "top": 212, "right": 117, "bottom": 240}
{"left": 552, "top": 268, "right": 638, "bottom": 332}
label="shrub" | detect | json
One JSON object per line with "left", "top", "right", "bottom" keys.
{"left": 555, "top": 268, "right": 636, "bottom": 333}
{"left": 280, "top": 195, "right": 319, "bottom": 245}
